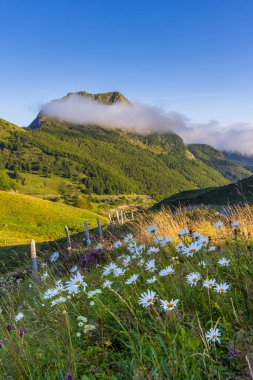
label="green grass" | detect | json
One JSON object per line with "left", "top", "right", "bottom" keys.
{"left": 0, "top": 191, "right": 107, "bottom": 246}
{"left": 0, "top": 209, "right": 252, "bottom": 379}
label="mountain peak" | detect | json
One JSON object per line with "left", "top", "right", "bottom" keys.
{"left": 64, "top": 90, "right": 130, "bottom": 105}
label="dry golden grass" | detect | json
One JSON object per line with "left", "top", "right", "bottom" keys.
{"left": 132, "top": 205, "right": 253, "bottom": 243}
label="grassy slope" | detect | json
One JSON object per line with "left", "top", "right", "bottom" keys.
{"left": 188, "top": 144, "right": 252, "bottom": 182}
{"left": 154, "top": 175, "right": 253, "bottom": 209}
{"left": 0, "top": 191, "right": 107, "bottom": 245}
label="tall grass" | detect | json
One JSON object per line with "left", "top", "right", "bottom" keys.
{"left": 0, "top": 206, "right": 252, "bottom": 379}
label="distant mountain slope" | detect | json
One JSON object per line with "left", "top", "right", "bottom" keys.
{"left": 0, "top": 191, "right": 107, "bottom": 246}
{"left": 188, "top": 144, "right": 252, "bottom": 181}
{"left": 154, "top": 175, "right": 253, "bottom": 209}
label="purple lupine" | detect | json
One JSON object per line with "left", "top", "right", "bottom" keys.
{"left": 79, "top": 249, "right": 106, "bottom": 272}
{"left": 228, "top": 344, "right": 240, "bottom": 359}
{"left": 18, "top": 327, "right": 27, "bottom": 337}
{"left": 6, "top": 325, "right": 12, "bottom": 332}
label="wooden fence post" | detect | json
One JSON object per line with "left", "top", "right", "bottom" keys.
{"left": 84, "top": 221, "right": 91, "bottom": 246}
{"left": 116, "top": 211, "right": 120, "bottom": 224}
{"left": 30, "top": 239, "right": 38, "bottom": 279}
{"left": 64, "top": 226, "right": 72, "bottom": 251}
{"left": 97, "top": 218, "right": 103, "bottom": 240}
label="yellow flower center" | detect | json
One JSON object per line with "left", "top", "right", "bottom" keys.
{"left": 147, "top": 298, "right": 152, "bottom": 303}
{"left": 211, "top": 334, "right": 217, "bottom": 339}
{"left": 189, "top": 249, "right": 196, "bottom": 253}
{"left": 167, "top": 302, "right": 173, "bottom": 308}
{"left": 109, "top": 269, "right": 114, "bottom": 272}
{"left": 192, "top": 278, "right": 197, "bottom": 282}
{"left": 75, "top": 280, "right": 81, "bottom": 286}
{"left": 219, "top": 288, "right": 224, "bottom": 293}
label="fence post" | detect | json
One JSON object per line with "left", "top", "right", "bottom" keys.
{"left": 30, "top": 239, "right": 38, "bottom": 280}
{"left": 84, "top": 221, "right": 91, "bottom": 246}
{"left": 116, "top": 211, "right": 120, "bottom": 224}
{"left": 97, "top": 218, "right": 103, "bottom": 240}
{"left": 64, "top": 226, "right": 72, "bottom": 251}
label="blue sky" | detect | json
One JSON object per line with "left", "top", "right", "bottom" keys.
{"left": 0, "top": 0, "right": 253, "bottom": 126}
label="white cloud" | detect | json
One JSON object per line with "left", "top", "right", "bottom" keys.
{"left": 42, "top": 94, "right": 253, "bottom": 155}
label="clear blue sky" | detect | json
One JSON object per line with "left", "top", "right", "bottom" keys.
{"left": 1, "top": 0, "right": 253, "bottom": 126}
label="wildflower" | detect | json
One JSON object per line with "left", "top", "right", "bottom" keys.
{"left": 182, "top": 241, "right": 202, "bottom": 257}
{"left": 65, "top": 373, "right": 74, "bottom": 380}
{"left": 198, "top": 260, "right": 207, "bottom": 268}
{"left": 208, "top": 246, "right": 216, "bottom": 252}
{"left": 113, "top": 241, "right": 122, "bottom": 248}
{"left": 206, "top": 327, "right": 221, "bottom": 344}
{"left": 186, "top": 272, "right": 201, "bottom": 286}
{"left": 41, "top": 272, "right": 49, "bottom": 280}
{"left": 84, "top": 324, "right": 96, "bottom": 334}
{"left": 41, "top": 262, "right": 48, "bottom": 267}
{"left": 114, "top": 267, "right": 126, "bottom": 277}
{"left": 18, "top": 327, "right": 27, "bottom": 337}
{"left": 96, "top": 243, "right": 103, "bottom": 250}
{"left": 159, "top": 265, "right": 175, "bottom": 277}
{"left": 231, "top": 221, "right": 239, "bottom": 228}
{"left": 178, "top": 228, "right": 189, "bottom": 237}
{"left": 50, "top": 252, "right": 59, "bottom": 263}
{"left": 15, "top": 312, "right": 24, "bottom": 322}
{"left": 102, "top": 263, "right": 118, "bottom": 276}
{"left": 6, "top": 325, "right": 12, "bottom": 332}
{"left": 65, "top": 271, "right": 87, "bottom": 294}
{"left": 228, "top": 344, "right": 240, "bottom": 358}
{"left": 44, "top": 288, "right": 59, "bottom": 299}
{"left": 76, "top": 332, "right": 81, "bottom": 338}
{"left": 214, "top": 221, "right": 223, "bottom": 229}
{"left": 146, "top": 225, "right": 158, "bottom": 235}
{"left": 102, "top": 280, "right": 113, "bottom": 289}
{"left": 147, "top": 246, "right": 159, "bottom": 255}
{"left": 90, "top": 301, "right": 95, "bottom": 306}
{"left": 104, "top": 340, "right": 112, "bottom": 347}
{"left": 203, "top": 279, "right": 216, "bottom": 289}
{"left": 124, "top": 233, "right": 133, "bottom": 243}
{"left": 87, "top": 289, "right": 102, "bottom": 298}
{"left": 138, "top": 259, "right": 145, "bottom": 266}
{"left": 218, "top": 257, "right": 230, "bottom": 267}
{"left": 125, "top": 274, "right": 139, "bottom": 285}
{"left": 77, "top": 320, "right": 84, "bottom": 326}
{"left": 160, "top": 299, "right": 179, "bottom": 311}
{"left": 215, "top": 282, "right": 230, "bottom": 293}
{"left": 77, "top": 316, "right": 88, "bottom": 322}
{"left": 139, "top": 290, "right": 156, "bottom": 308}
{"left": 51, "top": 296, "right": 67, "bottom": 306}
{"left": 70, "top": 265, "right": 78, "bottom": 273}
{"left": 154, "top": 236, "right": 173, "bottom": 246}
{"left": 122, "top": 255, "right": 131, "bottom": 267}
{"left": 145, "top": 259, "right": 156, "bottom": 272}
{"left": 147, "top": 276, "right": 157, "bottom": 284}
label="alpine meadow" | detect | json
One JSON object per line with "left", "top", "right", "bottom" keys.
{"left": 1, "top": 2, "right": 253, "bottom": 380}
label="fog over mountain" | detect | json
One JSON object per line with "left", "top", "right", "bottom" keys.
{"left": 42, "top": 93, "right": 253, "bottom": 156}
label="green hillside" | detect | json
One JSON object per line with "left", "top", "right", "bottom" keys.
{"left": 0, "top": 191, "right": 107, "bottom": 246}
{"left": 188, "top": 144, "right": 252, "bottom": 181}
{"left": 0, "top": 91, "right": 232, "bottom": 203}
{"left": 154, "top": 175, "right": 253, "bottom": 209}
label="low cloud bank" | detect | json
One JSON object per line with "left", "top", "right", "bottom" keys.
{"left": 43, "top": 94, "right": 253, "bottom": 155}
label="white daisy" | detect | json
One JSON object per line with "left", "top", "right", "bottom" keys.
{"left": 102, "top": 280, "right": 113, "bottom": 289}
{"left": 41, "top": 272, "right": 49, "bottom": 280}
{"left": 208, "top": 246, "right": 216, "bottom": 252}
{"left": 159, "top": 265, "right": 175, "bottom": 277}
{"left": 113, "top": 267, "right": 126, "bottom": 277}
{"left": 145, "top": 259, "right": 156, "bottom": 272}
{"left": 198, "top": 260, "right": 207, "bottom": 268}
{"left": 125, "top": 274, "right": 139, "bottom": 285}
{"left": 70, "top": 265, "right": 78, "bottom": 273}
{"left": 65, "top": 271, "right": 87, "bottom": 294}
{"left": 203, "top": 278, "right": 216, "bottom": 289}
{"left": 122, "top": 256, "right": 131, "bottom": 267}
{"left": 147, "top": 246, "right": 159, "bottom": 255}
{"left": 160, "top": 298, "right": 179, "bottom": 311}
{"left": 231, "top": 221, "right": 239, "bottom": 228}
{"left": 15, "top": 312, "right": 24, "bottom": 322}
{"left": 77, "top": 316, "right": 88, "bottom": 322}
{"left": 186, "top": 272, "right": 201, "bottom": 286}
{"left": 102, "top": 263, "right": 118, "bottom": 276}
{"left": 206, "top": 327, "right": 221, "bottom": 344}
{"left": 124, "top": 233, "right": 133, "bottom": 243}
{"left": 182, "top": 241, "right": 202, "bottom": 257}
{"left": 113, "top": 241, "right": 122, "bottom": 249}
{"left": 139, "top": 290, "right": 156, "bottom": 308}
{"left": 214, "top": 282, "right": 230, "bottom": 294}
{"left": 178, "top": 228, "right": 189, "bottom": 237}
{"left": 214, "top": 221, "right": 223, "bottom": 229}
{"left": 147, "top": 276, "right": 157, "bottom": 284}
{"left": 84, "top": 324, "right": 96, "bottom": 334}
{"left": 50, "top": 251, "right": 59, "bottom": 263}
{"left": 218, "top": 257, "right": 230, "bottom": 267}
{"left": 146, "top": 225, "right": 158, "bottom": 235}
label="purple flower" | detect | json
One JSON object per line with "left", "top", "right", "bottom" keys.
{"left": 65, "top": 374, "right": 74, "bottom": 380}
{"left": 18, "top": 327, "right": 27, "bottom": 337}
{"left": 6, "top": 325, "right": 12, "bottom": 332}
{"left": 228, "top": 344, "right": 240, "bottom": 359}
{"left": 79, "top": 249, "right": 106, "bottom": 272}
